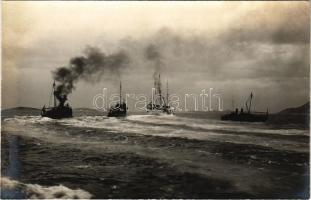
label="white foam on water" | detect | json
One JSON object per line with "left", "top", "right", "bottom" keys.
{"left": 1, "top": 177, "right": 93, "bottom": 199}
{"left": 127, "top": 114, "right": 309, "bottom": 136}
{"left": 5, "top": 115, "right": 308, "bottom": 138}
{"left": 2, "top": 115, "right": 309, "bottom": 152}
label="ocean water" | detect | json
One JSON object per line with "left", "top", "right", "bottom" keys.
{"left": 3, "top": 114, "right": 309, "bottom": 152}
{"left": 1, "top": 111, "right": 310, "bottom": 198}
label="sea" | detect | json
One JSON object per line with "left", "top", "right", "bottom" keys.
{"left": 1, "top": 108, "right": 310, "bottom": 198}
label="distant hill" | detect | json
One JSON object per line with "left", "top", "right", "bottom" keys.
{"left": 74, "top": 108, "right": 104, "bottom": 116}
{"left": 267, "top": 102, "right": 310, "bottom": 128}
{"left": 1, "top": 107, "right": 41, "bottom": 118}
{"left": 279, "top": 102, "right": 309, "bottom": 115}
{"left": 2, "top": 106, "right": 40, "bottom": 111}
{"left": 1, "top": 107, "right": 105, "bottom": 118}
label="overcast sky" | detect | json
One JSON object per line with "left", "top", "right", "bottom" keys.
{"left": 2, "top": 1, "right": 309, "bottom": 112}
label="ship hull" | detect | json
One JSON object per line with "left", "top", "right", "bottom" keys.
{"left": 41, "top": 107, "right": 73, "bottom": 119}
{"left": 107, "top": 111, "right": 127, "bottom": 117}
{"left": 107, "top": 103, "right": 127, "bottom": 118}
{"left": 221, "top": 113, "right": 268, "bottom": 122}
{"left": 147, "top": 109, "right": 173, "bottom": 115}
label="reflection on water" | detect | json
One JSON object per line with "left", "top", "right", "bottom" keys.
{"left": 1, "top": 136, "right": 24, "bottom": 199}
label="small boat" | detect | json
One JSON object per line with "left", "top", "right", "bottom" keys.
{"left": 41, "top": 81, "right": 73, "bottom": 119}
{"left": 147, "top": 73, "right": 174, "bottom": 115}
{"left": 107, "top": 82, "right": 127, "bottom": 117}
{"left": 146, "top": 103, "right": 174, "bottom": 115}
{"left": 221, "top": 92, "right": 268, "bottom": 122}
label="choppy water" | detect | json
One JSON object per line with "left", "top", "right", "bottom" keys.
{"left": 1, "top": 113, "right": 310, "bottom": 198}
{"left": 3, "top": 114, "right": 309, "bottom": 152}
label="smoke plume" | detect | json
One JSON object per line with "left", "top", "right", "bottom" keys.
{"left": 144, "top": 44, "right": 163, "bottom": 95}
{"left": 53, "top": 46, "right": 129, "bottom": 105}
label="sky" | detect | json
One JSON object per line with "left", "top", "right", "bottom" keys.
{"left": 2, "top": 1, "right": 310, "bottom": 112}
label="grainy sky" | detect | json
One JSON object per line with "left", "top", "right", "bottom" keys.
{"left": 2, "top": 1, "right": 310, "bottom": 112}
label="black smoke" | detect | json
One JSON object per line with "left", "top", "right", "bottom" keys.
{"left": 53, "top": 47, "right": 129, "bottom": 104}
{"left": 145, "top": 44, "right": 162, "bottom": 69}
{"left": 144, "top": 44, "right": 163, "bottom": 95}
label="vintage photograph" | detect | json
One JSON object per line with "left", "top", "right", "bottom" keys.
{"left": 1, "top": 1, "right": 310, "bottom": 199}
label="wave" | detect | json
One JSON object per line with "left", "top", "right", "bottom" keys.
{"left": 126, "top": 114, "right": 309, "bottom": 137}
{"left": 5, "top": 115, "right": 309, "bottom": 134}
{"left": 4, "top": 115, "right": 309, "bottom": 139}
{"left": 1, "top": 177, "right": 92, "bottom": 199}
{"left": 2, "top": 115, "right": 309, "bottom": 152}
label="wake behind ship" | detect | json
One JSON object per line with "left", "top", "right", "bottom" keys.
{"left": 41, "top": 81, "right": 73, "bottom": 119}
{"left": 221, "top": 92, "right": 268, "bottom": 122}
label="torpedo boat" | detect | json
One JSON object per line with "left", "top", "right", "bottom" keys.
{"left": 147, "top": 73, "right": 174, "bottom": 115}
{"left": 107, "top": 81, "right": 127, "bottom": 117}
{"left": 41, "top": 81, "right": 73, "bottom": 119}
{"left": 221, "top": 92, "right": 268, "bottom": 122}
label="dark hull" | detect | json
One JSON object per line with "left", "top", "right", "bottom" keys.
{"left": 107, "top": 110, "right": 127, "bottom": 117}
{"left": 221, "top": 113, "right": 268, "bottom": 122}
{"left": 107, "top": 103, "right": 127, "bottom": 117}
{"left": 147, "top": 103, "right": 174, "bottom": 115}
{"left": 41, "top": 107, "right": 73, "bottom": 119}
{"left": 147, "top": 109, "right": 173, "bottom": 115}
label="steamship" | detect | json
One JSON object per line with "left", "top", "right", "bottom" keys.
{"left": 221, "top": 92, "right": 268, "bottom": 122}
{"left": 107, "top": 81, "right": 127, "bottom": 117}
{"left": 147, "top": 73, "right": 174, "bottom": 115}
{"left": 41, "top": 81, "right": 73, "bottom": 119}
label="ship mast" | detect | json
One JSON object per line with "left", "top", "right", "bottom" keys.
{"left": 166, "top": 79, "right": 169, "bottom": 106}
{"left": 120, "top": 81, "right": 122, "bottom": 105}
{"left": 158, "top": 74, "right": 162, "bottom": 103}
{"left": 249, "top": 92, "right": 253, "bottom": 113}
{"left": 246, "top": 92, "right": 253, "bottom": 113}
{"left": 53, "top": 80, "right": 56, "bottom": 107}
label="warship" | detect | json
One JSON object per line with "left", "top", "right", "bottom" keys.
{"left": 221, "top": 92, "right": 268, "bottom": 122}
{"left": 147, "top": 73, "right": 174, "bottom": 115}
{"left": 41, "top": 81, "right": 73, "bottom": 119}
{"left": 107, "top": 82, "right": 127, "bottom": 117}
